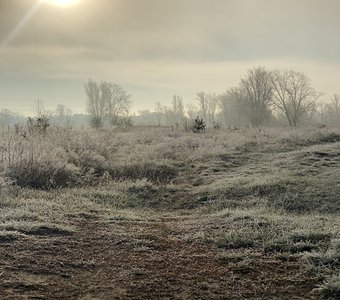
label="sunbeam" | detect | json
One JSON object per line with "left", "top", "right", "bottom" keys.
{"left": 0, "top": 0, "right": 45, "bottom": 48}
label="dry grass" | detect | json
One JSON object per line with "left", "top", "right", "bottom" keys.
{"left": 0, "top": 125, "right": 340, "bottom": 298}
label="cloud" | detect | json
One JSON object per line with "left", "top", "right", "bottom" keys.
{"left": 0, "top": 0, "right": 339, "bottom": 113}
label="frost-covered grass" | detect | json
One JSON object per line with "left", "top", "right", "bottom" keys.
{"left": 1, "top": 126, "right": 339, "bottom": 188}
{"left": 1, "top": 125, "right": 340, "bottom": 298}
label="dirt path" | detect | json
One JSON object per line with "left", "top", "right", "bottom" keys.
{"left": 0, "top": 215, "right": 319, "bottom": 299}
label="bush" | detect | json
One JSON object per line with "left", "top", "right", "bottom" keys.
{"left": 112, "top": 115, "right": 133, "bottom": 128}
{"left": 90, "top": 116, "right": 103, "bottom": 129}
{"left": 192, "top": 116, "right": 206, "bottom": 133}
{"left": 27, "top": 116, "right": 50, "bottom": 135}
{"left": 5, "top": 156, "right": 80, "bottom": 189}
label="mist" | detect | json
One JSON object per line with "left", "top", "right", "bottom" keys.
{"left": 1, "top": 0, "right": 340, "bottom": 115}
{"left": 1, "top": 1, "right": 340, "bottom": 299}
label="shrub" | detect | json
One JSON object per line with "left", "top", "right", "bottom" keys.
{"left": 90, "top": 116, "right": 103, "bottom": 129}
{"left": 192, "top": 116, "right": 206, "bottom": 133}
{"left": 6, "top": 157, "right": 80, "bottom": 189}
{"left": 27, "top": 116, "right": 50, "bottom": 135}
{"left": 112, "top": 115, "right": 133, "bottom": 128}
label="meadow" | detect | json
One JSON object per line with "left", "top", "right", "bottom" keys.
{"left": 0, "top": 125, "right": 340, "bottom": 299}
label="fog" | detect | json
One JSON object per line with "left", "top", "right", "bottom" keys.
{"left": 2, "top": 2, "right": 340, "bottom": 297}
{"left": 0, "top": 0, "right": 339, "bottom": 115}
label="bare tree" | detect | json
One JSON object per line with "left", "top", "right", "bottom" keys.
{"left": 329, "top": 94, "right": 340, "bottom": 125}
{"left": 319, "top": 94, "right": 340, "bottom": 126}
{"left": 64, "top": 107, "right": 73, "bottom": 127}
{"left": 29, "top": 99, "right": 50, "bottom": 134}
{"left": 34, "top": 99, "right": 46, "bottom": 118}
{"left": 317, "top": 103, "right": 329, "bottom": 125}
{"left": 172, "top": 95, "right": 184, "bottom": 124}
{"left": 195, "top": 92, "right": 218, "bottom": 127}
{"left": 240, "top": 66, "right": 273, "bottom": 127}
{"left": 163, "top": 105, "right": 173, "bottom": 125}
{"left": 55, "top": 104, "right": 66, "bottom": 119}
{"left": 195, "top": 92, "right": 207, "bottom": 120}
{"left": 271, "top": 70, "right": 322, "bottom": 127}
{"left": 206, "top": 93, "right": 218, "bottom": 126}
{"left": 218, "top": 88, "right": 245, "bottom": 127}
{"left": 85, "top": 79, "right": 106, "bottom": 129}
{"left": 55, "top": 104, "right": 73, "bottom": 127}
{"left": 162, "top": 95, "right": 185, "bottom": 126}
{"left": 154, "top": 102, "right": 163, "bottom": 125}
{"left": 105, "top": 82, "right": 132, "bottom": 126}
{"left": 85, "top": 79, "right": 131, "bottom": 129}
{"left": 186, "top": 103, "right": 199, "bottom": 121}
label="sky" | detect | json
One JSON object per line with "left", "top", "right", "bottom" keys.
{"left": 0, "top": 0, "right": 340, "bottom": 115}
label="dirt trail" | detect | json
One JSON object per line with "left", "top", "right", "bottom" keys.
{"left": 0, "top": 214, "right": 320, "bottom": 300}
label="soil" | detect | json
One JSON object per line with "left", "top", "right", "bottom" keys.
{"left": 0, "top": 214, "right": 321, "bottom": 299}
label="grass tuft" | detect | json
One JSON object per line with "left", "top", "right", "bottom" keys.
{"left": 314, "top": 274, "right": 340, "bottom": 299}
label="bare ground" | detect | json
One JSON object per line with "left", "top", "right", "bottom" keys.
{"left": 0, "top": 213, "right": 321, "bottom": 299}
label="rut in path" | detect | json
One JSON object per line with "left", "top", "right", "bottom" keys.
{"left": 0, "top": 215, "right": 319, "bottom": 299}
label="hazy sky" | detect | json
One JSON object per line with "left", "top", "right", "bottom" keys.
{"left": 0, "top": 0, "right": 340, "bottom": 114}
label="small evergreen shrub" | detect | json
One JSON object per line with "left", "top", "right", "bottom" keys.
{"left": 192, "top": 116, "right": 206, "bottom": 133}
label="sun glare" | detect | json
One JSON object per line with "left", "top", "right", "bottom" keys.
{"left": 45, "top": 0, "right": 81, "bottom": 7}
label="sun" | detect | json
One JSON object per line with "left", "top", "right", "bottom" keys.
{"left": 45, "top": 0, "right": 81, "bottom": 7}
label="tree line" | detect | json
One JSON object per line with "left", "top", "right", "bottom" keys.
{"left": 215, "top": 67, "right": 322, "bottom": 128}
{"left": 135, "top": 67, "right": 339, "bottom": 128}
{"left": 1, "top": 67, "right": 339, "bottom": 130}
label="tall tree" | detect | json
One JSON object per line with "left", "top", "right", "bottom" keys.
{"left": 271, "top": 70, "right": 322, "bottom": 127}
{"left": 84, "top": 79, "right": 131, "bottom": 129}
{"left": 329, "top": 94, "right": 340, "bottom": 125}
{"left": 195, "top": 92, "right": 218, "bottom": 126}
{"left": 154, "top": 102, "right": 163, "bottom": 125}
{"left": 172, "top": 95, "right": 184, "bottom": 124}
{"left": 55, "top": 104, "right": 73, "bottom": 127}
{"left": 206, "top": 93, "right": 218, "bottom": 126}
{"left": 186, "top": 103, "right": 199, "bottom": 121}
{"left": 218, "top": 88, "right": 246, "bottom": 127}
{"left": 105, "top": 82, "right": 131, "bottom": 126}
{"left": 195, "top": 92, "right": 207, "bottom": 120}
{"left": 85, "top": 79, "right": 106, "bottom": 129}
{"left": 240, "top": 67, "right": 273, "bottom": 127}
